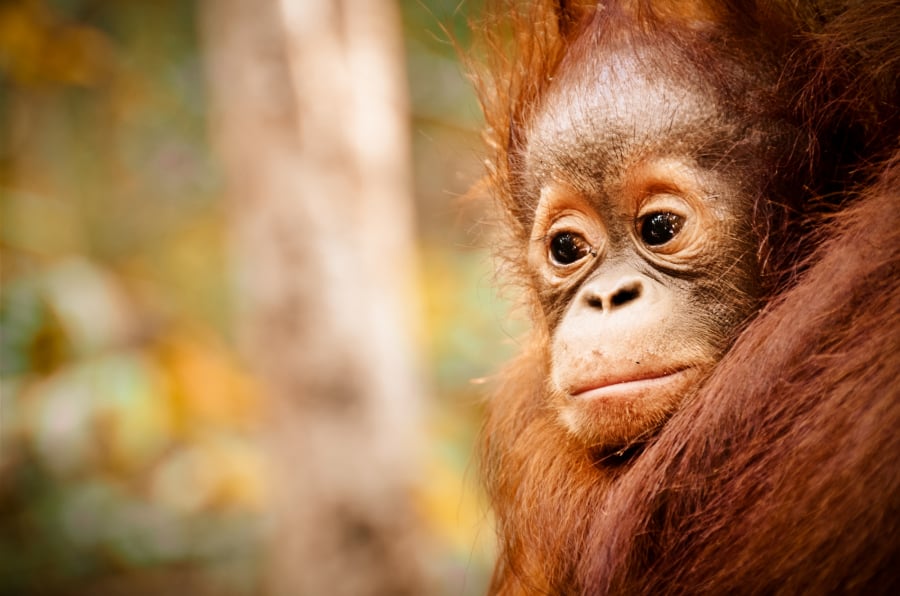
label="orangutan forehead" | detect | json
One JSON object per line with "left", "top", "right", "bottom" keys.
{"left": 523, "top": 51, "right": 729, "bottom": 187}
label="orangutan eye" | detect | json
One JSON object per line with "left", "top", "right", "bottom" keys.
{"left": 639, "top": 212, "right": 684, "bottom": 246}
{"left": 549, "top": 232, "right": 592, "bottom": 265}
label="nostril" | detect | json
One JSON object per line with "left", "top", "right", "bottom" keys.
{"left": 583, "top": 277, "right": 645, "bottom": 311}
{"left": 610, "top": 282, "right": 641, "bottom": 307}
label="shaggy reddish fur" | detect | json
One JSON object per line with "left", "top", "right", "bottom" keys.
{"left": 476, "top": 1, "right": 900, "bottom": 594}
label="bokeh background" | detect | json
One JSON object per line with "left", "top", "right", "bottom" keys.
{"left": 0, "top": 0, "right": 526, "bottom": 594}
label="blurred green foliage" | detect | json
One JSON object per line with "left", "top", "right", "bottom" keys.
{"left": 1, "top": 0, "right": 517, "bottom": 594}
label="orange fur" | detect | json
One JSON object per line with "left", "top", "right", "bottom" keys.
{"left": 476, "top": 1, "right": 900, "bottom": 593}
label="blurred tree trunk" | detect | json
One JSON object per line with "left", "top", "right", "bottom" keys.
{"left": 201, "top": 1, "right": 429, "bottom": 594}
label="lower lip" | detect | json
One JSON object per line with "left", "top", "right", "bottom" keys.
{"left": 572, "top": 369, "right": 691, "bottom": 401}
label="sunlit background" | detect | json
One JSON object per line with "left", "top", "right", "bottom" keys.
{"left": 0, "top": 0, "right": 525, "bottom": 594}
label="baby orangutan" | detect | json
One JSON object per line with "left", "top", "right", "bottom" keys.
{"left": 476, "top": 1, "right": 900, "bottom": 593}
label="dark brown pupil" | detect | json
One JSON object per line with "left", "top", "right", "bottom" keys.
{"left": 641, "top": 212, "right": 683, "bottom": 246}
{"left": 550, "top": 232, "right": 588, "bottom": 264}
